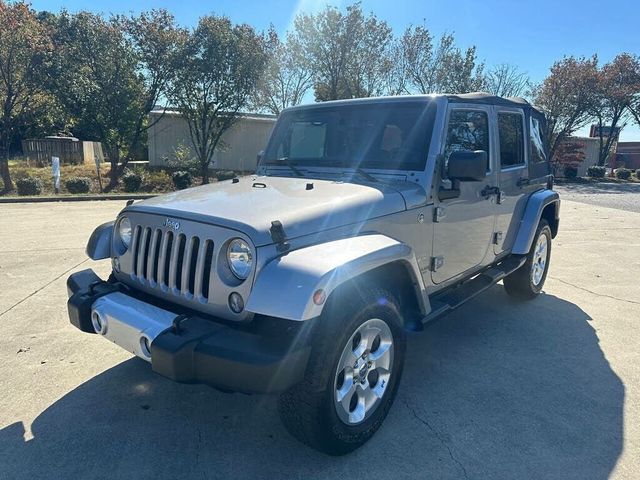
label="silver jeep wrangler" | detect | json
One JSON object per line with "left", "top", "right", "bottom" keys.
{"left": 67, "top": 93, "right": 559, "bottom": 455}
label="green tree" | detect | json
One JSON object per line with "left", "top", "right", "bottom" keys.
{"left": 168, "top": 16, "right": 267, "bottom": 184}
{"left": 291, "top": 3, "right": 394, "bottom": 101}
{"left": 49, "top": 9, "right": 183, "bottom": 190}
{"left": 395, "top": 26, "right": 484, "bottom": 94}
{"left": 591, "top": 53, "right": 640, "bottom": 166}
{"left": 254, "top": 26, "right": 312, "bottom": 115}
{"left": 532, "top": 56, "right": 599, "bottom": 161}
{"left": 0, "top": 1, "right": 52, "bottom": 193}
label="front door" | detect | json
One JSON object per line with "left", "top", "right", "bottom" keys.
{"left": 431, "top": 105, "right": 498, "bottom": 284}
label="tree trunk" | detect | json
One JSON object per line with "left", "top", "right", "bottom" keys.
{"left": 1, "top": 124, "right": 14, "bottom": 193}
{"left": 201, "top": 162, "right": 209, "bottom": 184}
{"left": 0, "top": 158, "right": 13, "bottom": 193}
{"left": 104, "top": 150, "right": 121, "bottom": 192}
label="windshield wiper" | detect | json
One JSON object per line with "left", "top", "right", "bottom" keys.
{"left": 344, "top": 167, "right": 380, "bottom": 183}
{"left": 269, "top": 156, "right": 304, "bottom": 177}
{"left": 353, "top": 167, "right": 379, "bottom": 183}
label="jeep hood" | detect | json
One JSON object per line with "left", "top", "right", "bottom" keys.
{"left": 126, "top": 176, "right": 422, "bottom": 246}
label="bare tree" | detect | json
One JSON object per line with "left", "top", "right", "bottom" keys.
{"left": 485, "top": 63, "right": 530, "bottom": 98}
{"left": 395, "top": 26, "right": 484, "bottom": 95}
{"left": 254, "top": 27, "right": 312, "bottom": 115}
{"left": 291, "top": 3, "right": 394, "bottom": 101}
{"left": 169, "top": 16, "right": 267, "bottom": 184}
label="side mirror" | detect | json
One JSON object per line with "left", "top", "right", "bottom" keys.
{"left": 447, "top": 150, "right": 487, "bottom": 182}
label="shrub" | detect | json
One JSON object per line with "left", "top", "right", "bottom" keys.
{"left": 215, "top": 170, "right": 237, "bottom": 181}
{"left": 65, "top": 176, "right": 92, "bottom": 194}
{"left": 165, "top": 143, "right": 200, "bottom": 176}
{"left": 16, "top": 177, "right": 43, "bottom": 196}
{"left": 635, "top": 168, "right": 640, "bottom": 178}
{"left": 615, "top": 168, "right": 631, "bottom": 180}
{"left": 587, "top": 165, "right": 606, "bottom": 178}
{"left": 563, "top": 166, "right": 578, "bottom": 179}
{"left": 122, "top": 170, "right": 143, "bottom": 192}
{"left": 172, "top": 170, "right": 192, "bottom": 190}
{"left": 140, "top": 169, "right": 172, "bottom": 192}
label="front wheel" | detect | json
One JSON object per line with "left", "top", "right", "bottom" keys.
{"left": 504, "top": 219, "right": 552, "bottom": 300}
{"left": 278, "top": 288, "right": 406, "bottom": 455}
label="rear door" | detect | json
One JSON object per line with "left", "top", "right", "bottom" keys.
{"left": 493, "top": 108, "right": 530, "bottom": 255}
{"left": 431, "top": 104, "right": 498, "bottom": 284}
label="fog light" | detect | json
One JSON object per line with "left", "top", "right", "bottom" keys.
{"left": 91, "top": 311, "right": 106, "bottom": 334}
{"left": 228, "top": 292, "right": 244, "bottom": 314}
{"left": 140, "top": 336, "right": 151, "bottom": 359}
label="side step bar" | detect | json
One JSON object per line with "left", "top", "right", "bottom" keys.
{"left": 422, "top": 255, "right": 527, "bottom": 325}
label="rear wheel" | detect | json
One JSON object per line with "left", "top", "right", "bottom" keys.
{"left": 504, "top": 219, "right": 552, "bottom": 300}
{"left": 278, "top": 288, "right": 406, "bottom": 455}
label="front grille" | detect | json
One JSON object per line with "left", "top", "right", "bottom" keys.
{"left": 130, "top": 225, "right": 215, "bottom": 300}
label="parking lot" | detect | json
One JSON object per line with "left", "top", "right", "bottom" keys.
{"left": 1, "top": 197, "right": 639, "bottom": 480}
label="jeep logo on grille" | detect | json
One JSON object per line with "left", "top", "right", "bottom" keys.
{"left": 163, "top": 218, "right": 180, "bottom": 230}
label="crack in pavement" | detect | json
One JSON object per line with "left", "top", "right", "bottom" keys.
{"left": 0, "top": 259, "right": 89, "bottom": 318}
{"left": 548, "top": 276, "right": 640, "bottom": 305}
{"left": 402, "top": 399, "right": 469, "bottom": 480}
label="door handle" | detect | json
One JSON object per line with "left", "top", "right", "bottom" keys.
{"left": 517, "top": 178, "right": 530, "bottom": 187}
{"left": 481, "top": 185, "right": 500, "bottom": 198}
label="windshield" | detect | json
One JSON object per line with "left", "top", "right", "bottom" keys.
{"left": 262, "top": 101, "right": 437, "bottom": 172}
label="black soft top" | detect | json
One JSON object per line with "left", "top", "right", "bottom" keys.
{"left": 447, "top": 92, "right": 544, "bottom": 116}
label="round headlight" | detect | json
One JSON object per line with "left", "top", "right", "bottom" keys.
{"left": 117, "top": 216, "right": 132, "bottom": 250}
{"left": 227, "top": 238, "right": 253, "bottom": 280}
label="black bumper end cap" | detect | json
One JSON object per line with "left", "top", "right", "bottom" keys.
{"left": 67, "top": 269, "right": 118, "bottom": 333}
{"left": 151, "top": 316, "right": 310, "bottom": 394}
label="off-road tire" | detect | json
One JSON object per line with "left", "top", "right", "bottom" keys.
{"left": 278, "top": 287, "right": 406, "bottom": 455}
{"left": 504, "top": 219, "right": 552, "bottom": 300}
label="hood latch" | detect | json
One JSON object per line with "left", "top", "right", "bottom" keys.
{"left": 270, "top": 220, "right": 290, "bottom": 253}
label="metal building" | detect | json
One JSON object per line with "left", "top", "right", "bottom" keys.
{"left": 147, "top": 109, "right": 276, "bottom": 171}
{"left": 567, "top": 136, "right": 600, "bottom": 176}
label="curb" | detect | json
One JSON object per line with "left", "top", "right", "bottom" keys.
{"left": 0, "top": 193, "right": 156, "bottom": 204}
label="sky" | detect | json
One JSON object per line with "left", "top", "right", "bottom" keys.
{"left": 28, "top": 0, "right": 640, "bottom": 140}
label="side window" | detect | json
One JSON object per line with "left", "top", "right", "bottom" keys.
{"left": 530, "top": 117, "right": 546, "bottom": 163}
{"left": 498, "top": 112, "right": 525, "bottom": 168}
{"left": 277, "top": 121, "right": 327, "bottom": 159}
{"left": 444, "top": 110, "right": 490, "bottom": 169}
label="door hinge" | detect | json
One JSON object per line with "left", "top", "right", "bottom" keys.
{"left": 493, "top": 231, "right": 503, "bottom": 245}
{"left": 430, "top": 256, "right": 445, "bottom": 272}
{"left": 433, "top": 207, "right": 446, "bottom": 222}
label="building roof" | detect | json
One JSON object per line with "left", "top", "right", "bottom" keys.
{"left": 149, "top": 108, "right": 276, "bottom": 122}
{"left": 617, "top": 142, "right": 640, "bottom": 153}
{"left": 566, "top": 136, "right": 600, "bottom": 143}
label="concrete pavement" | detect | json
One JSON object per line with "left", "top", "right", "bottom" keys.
{"left": 555, "top": 182, "right": 640, "bottom": 213}
{"left": 0, "top": 199, "right": 639, "bottom": 479}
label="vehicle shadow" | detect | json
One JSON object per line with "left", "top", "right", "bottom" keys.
{"left": 0, "top": 287, "right": 623, "bottom": 480}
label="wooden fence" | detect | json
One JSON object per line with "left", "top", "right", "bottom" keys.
{"left": 22, "top": 137, "right": 105, "bottom": 165}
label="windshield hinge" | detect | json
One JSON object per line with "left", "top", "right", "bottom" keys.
{"left": 270, "top": 220, "right": 290, "bottom": 253}
{"left": 430, "top": 256, "right": 444, "bottom": 272}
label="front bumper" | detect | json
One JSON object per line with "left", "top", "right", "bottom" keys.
{"left": 67, "top": 269, "right": 311, "bottom": 394}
